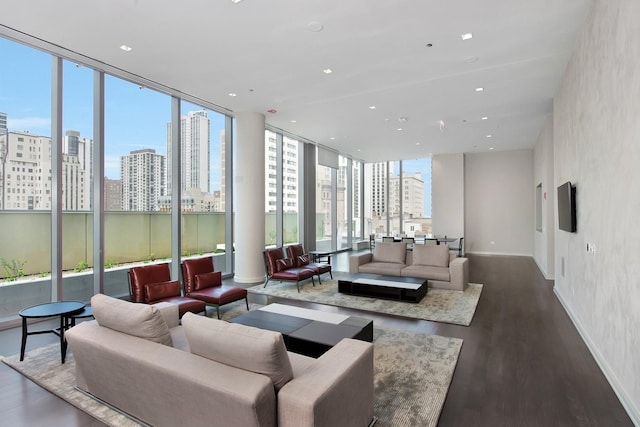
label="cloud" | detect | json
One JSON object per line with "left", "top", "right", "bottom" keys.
{"left": 8, "top": 117, "right": 51, "bottom": 133}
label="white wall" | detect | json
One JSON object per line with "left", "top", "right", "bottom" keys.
{"left": 464, "top": 150, "right": 533, "bottom": 256}
{"left": 553, "top": 0, "right": 640, "bottom": 422}
{"left": 533, "top": 116, "right": 555, "bottom": 279}
{"left": 431, "top": 153, "right": 464, "bottom": 238}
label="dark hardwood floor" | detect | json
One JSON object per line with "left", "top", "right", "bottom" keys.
{"left": 0, "top": 253, "right": 632, "bottom": 426}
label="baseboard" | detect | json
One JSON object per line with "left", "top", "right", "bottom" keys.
{"left": 465, "top": 251, "right": 532, "bottom": 257}
{"left": 554, "top": 287, "right": 640, "bottom": 426}
{"left": 532, "top": 257, "right": 554, "bottom": 281}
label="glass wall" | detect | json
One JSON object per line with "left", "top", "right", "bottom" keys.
{"left": 104, "top": 76, "right": 171, "bottom": 291}
{"left": 337, "top": 155, "right": 348, "bottom": 250}
{"left": 177, "top": 101, "right": 229, "bottom": 273}
{"left": 315, "top": 163, "right": 333, "bottom": 251}
{"left": 282, "top": 136, "right": 299, "bottom": 245}
{"left": 264, "top": 130, "right": 277, "bottom": 247}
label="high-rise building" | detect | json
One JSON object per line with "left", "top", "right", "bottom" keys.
{"left": 120, "top": 149, "right": 166, "bottom": 211}
{"left": 63, "top": 130, "right": 92, "bottom": 211}
{"left": 104, "top": 177, "right": 122, "bottom": 211}
{"left": 166, "top": 110, "right": 210, "bottom": 195}
{"left": 0, "top": 112, "right": 7, "bottom": 210}
{"left": 390, "top": 172, "right": 423, "bottom": 218}
{"left": 264, "top": 132, "right": 299, "bottom": 213}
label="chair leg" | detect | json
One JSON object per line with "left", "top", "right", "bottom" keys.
{"left": 296, "top": 281, "right": 300, "bottom": 292}
{"left": 317, "top": 274, "right": 322, "bottom": 284}
{"left": 216, "top": 306, "right": 221, "bottom": 320}
{"left": 329, "top": 271, "right": 333, "bottom": 279}
{"left": 264, "top": 277, "right": 271, "bottom": 288}
{"left": 245, "top": 297, "right": 249, "bottom": 311}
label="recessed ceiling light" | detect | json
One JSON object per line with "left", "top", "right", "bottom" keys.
{"left": 475, "top": 87, "right": 484, "bottom": 92}
{"left": 489, "top": 147, "right": 495, "bottom": 150}
{"left": 396, "top": 128, "right": 403, "bottom": 131}
{"left": 486, "top": 134, "right": 493, "bottom": 138}
{"left": 368, "top": 105, "right": 376, "bottom": 110}
{"left": 330, "top": 137, "right": 336, "bottom": 140}
{"left": 415, "top": 142, "right": 421, "bottom": 146}
{"left": 119, "top": 45, "right": 132, "bottom": 52}
{"left": 307, "top": 22, "right": 324, "bottom": 32}
{"left": 461, "top": 33, "right": 473, "bottom": 41}
{"left": 481, "top": 116, "right": 488, "bottom": 120}
{"left": 290, "top": 120, "right": 297, "bottom": 123}
{"left": 323, "top": 68, "right": 333, "bottom": 74}
{"left": 231, "top": 0, "right": 243, "bottom": 3}
{"left": 357, "top": 148, "right": 361, "bottom": 152}
{"left": 228, "top": 92, "right": 237, "bottom": 97}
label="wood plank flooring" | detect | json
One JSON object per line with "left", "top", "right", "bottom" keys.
{"left": 0, "top": 253, "right": 633, "bottom": 426}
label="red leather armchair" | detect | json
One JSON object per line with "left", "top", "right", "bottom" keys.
{"left": 181, "top": 257, "right": 248, "bottom": 319}
{"left": 286, "top": 244, "right": 333, "bottom": 284}
{"left": 263, "top": 247, "right": 315, "bottom": 292}
{"left": 128, "top": 263, "right": 206, "bottom": 318}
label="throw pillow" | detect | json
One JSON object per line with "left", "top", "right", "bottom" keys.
{"left": 144, "top": 280, "right": 180, "bottom": 303}
{"left": 91, "top": 293, "right": 173, "bottom": 346}
{"left": 182, "top": 313, "right": 294, "bottom": 391}
{"left": 276, "top": 258, "right": 294, "bottom": 272}
{"left": 372, "top": 242, "right": 406, "bottom": 264}
{"left": 296, "top": 254, "right": 310, "bottom": 266}
{"left": 194, "top": 271, "right": 221, "bottom": 290}
{"left": 412, "top": 244, "right": 450, "bottom": 267}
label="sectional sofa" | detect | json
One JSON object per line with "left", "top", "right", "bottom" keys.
{"left": 65, "top": 294, "right": 374, "bottom": 427}
{"left": 349, "top": 242, "right": 469, "bottom": 291}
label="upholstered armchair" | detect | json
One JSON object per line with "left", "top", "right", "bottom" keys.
{"left": 263, "top": 247, "right": 316, "bottom": 292}
{"left": 285, "top": 244, "right": 333, "bottom": 284}
{"left": 128, "top": 263, "right": 206, "bottom": 318}
{"left": 181, "top": 257, "right": 248, "bottom": 319}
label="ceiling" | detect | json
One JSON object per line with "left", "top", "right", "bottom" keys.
{"left": 0, "top": 0, "right": 592, "bottom": 163}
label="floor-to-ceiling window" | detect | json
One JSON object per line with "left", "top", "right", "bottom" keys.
{"left": 337, "top": 155, "right": 349, "bottom": 250}
{"left": 177, "top": 102, "right": 229, "bottom": 274}
{"left": 282, "top": 136, "right": 299, "bottom": 245}
{"left": 104, "top": 76, "right": 171, "bottom": 295}
{"left": 0, "top": 38, "right": 53, "bottom": 319}
{"left": 264, "top": 130, "right": 277, "bottom": 247}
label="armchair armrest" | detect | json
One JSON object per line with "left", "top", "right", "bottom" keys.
{"left": 449, "top": 257, "right": 469, "bottom": 291}
{"left": 152, "top": 301, "right": 180, "bottom": 329}
{"left": 278, "top": 338, "right": 374, "bottom": 427}
{"left": 349, "top": 252, "right": 373, "bottom": 274}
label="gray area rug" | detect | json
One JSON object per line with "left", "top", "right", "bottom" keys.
{"left": 249, "top": 279, "right": 483, "bottom": 326}
{"left": 3, "top": 303, "right": 462, "bottom": 427}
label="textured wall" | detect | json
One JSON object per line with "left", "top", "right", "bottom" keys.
{"left": 465, "top": 150, "right": 533, "bottom": 255}
{"left": 553, "top": 0, "right": 640, "bottom": 421}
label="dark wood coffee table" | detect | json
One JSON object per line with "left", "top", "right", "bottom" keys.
{"left": 229, "top": 304, "right": 373, "bottom": 358}
{"left": 338, "top": 273, "right": 427, "bottom": 303}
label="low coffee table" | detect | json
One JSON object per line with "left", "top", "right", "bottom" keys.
{"left": 338, "top": 273, "right": 427, "bottom": 303}
{"left": 229, "top": 303, "right": 373, "bottom": 358}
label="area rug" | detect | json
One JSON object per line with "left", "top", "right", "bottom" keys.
{"left": 248, "top": 279, "right": 483, "bottom": 326}
{"left": 3, "top": 304, "right": 462, "bottom": 427}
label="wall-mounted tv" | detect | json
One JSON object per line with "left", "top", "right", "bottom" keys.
{"left": 557, "top": 181, "right": 576, "bottom": 232}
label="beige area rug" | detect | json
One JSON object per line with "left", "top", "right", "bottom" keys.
{"left": 3, "top": 302, "right": 463, "bottom": 427}
{"left": 249, "top": 279, "right": 483, "bottom": 326}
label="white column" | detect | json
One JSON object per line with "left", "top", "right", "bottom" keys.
{"left": 234, "top": 111, "right": 266, "bottom": 283}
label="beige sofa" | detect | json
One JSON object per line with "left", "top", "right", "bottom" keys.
{"left": 65, "top": 294, "right": 374, "bottom": 427}
{"left": 349, "top": 242, "right": 469, "bottom": 291}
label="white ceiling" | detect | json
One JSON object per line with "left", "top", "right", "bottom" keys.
{"left": 0, "top": 0, "right": 592, "bottom": 162}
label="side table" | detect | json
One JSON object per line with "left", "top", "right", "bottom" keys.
{"left": 18, "top": 301, "right": 86, "bottom": 364}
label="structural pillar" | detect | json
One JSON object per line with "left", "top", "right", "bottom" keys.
{"left": 234, "top": 111, "right": 266, "bottom": 283}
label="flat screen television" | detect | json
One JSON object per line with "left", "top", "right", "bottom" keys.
{"left": 557, "top": 181, "right": 576, "bottom": 232}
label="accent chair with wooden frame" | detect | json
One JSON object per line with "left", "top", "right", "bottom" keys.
{"left": 181, "top": 257, "right": 248, "bottom": 319}
{"left": 128, "top": 263, "right": 206, "bottom": 318}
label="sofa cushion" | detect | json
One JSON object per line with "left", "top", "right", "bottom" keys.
{"left": 182, "top": 313, "right": 293, "bottom": 391}
{"left": 276, "top": 258, "right": 294, "bottom": 272}
{"left": 412, "top": 244, "right": 450, "bottom": 267}
{"left": 91, "top": 293, "right": 173, "bottom": 346}
{"left": 144, "top": 280, "right": 181, "bottom": 303}
{"left": 372, "top": 242, "right": 406, "bottom": 264}
{"left": 296, "top": 254, "right": 310, "bottom": 266}
{"left": 194, "top": 271, "right": 221, "bottom": 291}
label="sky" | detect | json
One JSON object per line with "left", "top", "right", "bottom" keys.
{"left": 0, "top": 37, "right": 225, "bottom": 190}
{"left": 1, "top": 37, "right": 432, "bottom": 216}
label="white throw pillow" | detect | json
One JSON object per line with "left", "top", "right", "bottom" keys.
{"left": 182, "top": 312, "right": 293, "bottom": 391}
{"left": 91, "top": 293, "right": 173, "bottom": 346}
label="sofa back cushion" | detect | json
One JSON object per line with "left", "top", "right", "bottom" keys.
{"left": 144, "top": 280, "right": 181, "bottom": 303}
{"left": 182, "top": 313, "right": 294, "bottom": 391}
{"left": 91, "top": 293, "right": 173, "bottom": 346}
{"left": 412, "top": 244, "right": 450, "bottom": 267}
{"left": 372, "top": 242, "right": 406, "bottom": 264}
{"left": 194, "top": 271, "right": 222, "bottom": 291}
